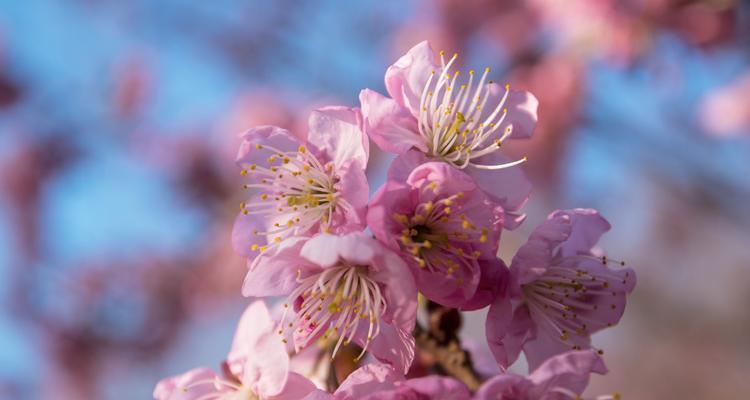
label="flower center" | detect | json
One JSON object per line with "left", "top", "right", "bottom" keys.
{"left": 240, "top": 144, "right": 341, "bottom": 253}
{"left": 417, "top": 51, "right": 527, "bottom": 170}
{"left": 279, "top": 264, "right": 387, "bottom": 360}
{"left": 520, "top": 256, "right": 631, "bottom": 348}
{"left": 393, "top": 187, "right": 489, "bottom": 280}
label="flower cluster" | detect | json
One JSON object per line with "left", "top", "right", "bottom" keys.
{"left": 155, "top": 41, "right": 635, "bottom": 399}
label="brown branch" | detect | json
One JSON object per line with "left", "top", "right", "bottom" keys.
{"left": 414, "top": 302, "right": 484, "bottom": 392}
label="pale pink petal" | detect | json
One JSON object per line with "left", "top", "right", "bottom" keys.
{"left": 231, "top": 204, "right": 267, "bottom": 259}
{"left": 307, "top": 106, "right": 368, "bottom": 169}
{"left": 243, "top": 331, "right": 290, "bottom": 397}
{"left": 384, "top": 40, "right": 438, "bottom": 115}
{"left": 227, "top": 300, "right": 275, "bottom": 365}
{"left": 333, "top": 160, "right": 369, "bottom": 233}
{"left": 236, "top": 125, "right": 301, "bottom": 168}
{"left": 333, "top": 363, "right": 400, "bottom": 399}
{"left": 369, "top": 247, "right": 418, "bottom": 333}
{"left": 242, "top": 237, "right": 319, "bottom": 297}
{"left": 359, "top": 89, "right": 425, "bottom": 154}
{"left": 527, "top": 350, "right": 607, "bottom": 397}
{"left": 497, "top": 88, "right": 539, "bottom": 140}
{"left": 386, "top": 150, "right": 429, "bottom": 182}
{"left": 153, "top": 367, "right": 225, "bottom": 400}
{"left": 300, "top": 232, "right": 380, "bottom": 268}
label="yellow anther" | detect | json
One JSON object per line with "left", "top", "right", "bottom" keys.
{"left": 255, "top": 144, "right": 263, "bottom": 149}
{"left": 240, "top": 169, "right": 248, "bottom": 176}
{"left": 298, "top": 145, "right": 306, "bottom": 153}
{"left": 251, "top": 244, "right": 259, "bottom": 251}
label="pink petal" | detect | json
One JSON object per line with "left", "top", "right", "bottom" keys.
{"left": 474, "top": 374, "right": 529, "bottom": 400}
{"left": 485, "top": 293, "right": 518, "bottom": 369}
{"left": 364, "top": 325, "right": 416, "bottom": 375}
{"left": 366, "top": 182, "right": 412, "bottom": 252}
{"left": 359, "top": 89, "right": 425, "bottom": 154}
{"left": 403, "top": 376, "right": 471, "bottom": 400}
{"left": 550, "top": 209, "right": 612, "bottom": 257}
{"left": 465, "top": 152, "right": 532, "bottom": 217}
{"left": 527, "top": 350, "right": 607, "bottom": 397}
{"left": 307, "top": 106, "right": 368, "bottom": 169}
{"left": 461, "top": 259, "right": 508, "bottom": 311}
{"left": 510, "top": 211, "right": 573, "bottom": 285}
{"left": 270, "top": 372, "right": 318, "bottom": 400}
{"left": 384, "top": 41, "right": 438, "bottom": 115}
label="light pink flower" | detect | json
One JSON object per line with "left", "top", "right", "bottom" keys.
{"left": 359, "top": 41, "right": 537, "bottom": 218}
{"left": 486, "top": 209, "right": 636, "bottom": 370}
{"left": 243, "top": 233, "right": 418, "bottom": 374}
{"left": 303, "top": 363, "right": 470, "bottom": 400}
{"left": 153, "top": 300, "right": 316, "bottom": 400}
{"left": 474, "top": 350, "right": 613, "bottom": 400}
{"left": 368, "top": 161, "right": 506, "bottom": 308}
{"left": 232, "top": 106, "right": 369, "bottom": 264}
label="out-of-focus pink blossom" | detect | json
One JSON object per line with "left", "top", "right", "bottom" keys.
{"left": 359, "top": 41, "right": 537, "bottom": 214}
{"left": 232, "top": 107, "right": 369, "bottom": 265}
{"left": 153, "top": 300, "right": 316, "bottom": 400}
{"left": 486, "top": 209, "right": 636, "bottom": 370}
{"left": 700, "top": 72, "right": 750, "bottom": 137}
{"left": 303, "top": 363, "right": 470, "bottom": 400}
{"left": 368, "top": 161, "right": 506, "bottom": 308}
{"left": 474, "top": 350, "right": 610, "bottom": 400}
{"left": 244, "top": 233, "right": 418, "bottom": 374}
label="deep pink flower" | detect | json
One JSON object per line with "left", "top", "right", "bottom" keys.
{"left": 474, "top": 350, "right": 612, "bottom": 400}
{"left": 153, "top": 300, "right": 316, "bottom": 399}
{"left": 359, "top": 41, "right": 537, "bottom": 221}
{"left": 486, "top": 209, "right": 636, "bottom": 370}
{"left": 368, "top": 161, "right": 506, "bottom": 308}
{"left": 303, "top": 363, "right": 470, "bottom": 400}
{"left": 232, "top": 106, "right": 369, "bottom": 265}
{"left": 243, "top": 232, "right": 418, "bottom": 374}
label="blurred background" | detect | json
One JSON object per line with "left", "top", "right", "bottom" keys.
{"left": 0, "top": 1, "right": 749, "bottom": 398}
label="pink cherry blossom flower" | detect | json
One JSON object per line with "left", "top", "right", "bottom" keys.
{"left": 303, "top": 363, "right": 470, "bottom": 400}
{"left": 359, "top": 40, "right": 537, "bottom": 216}
{"left": 153, "top": 300, "right": 316, "bottom": 400}
{"left": 474, "top": 350, "right": 616, "bottom": 400}
{"left": 486, "top": 209, "right": 636, "bottom": 370}
{"left": 243, "top": 232, "right": 418, "bottom": 374}
{"left": 232, "top": 106, "right": 369, "bottom": 264}
{"left": 368, "top": 161, "right": 506, "bottom": 308}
